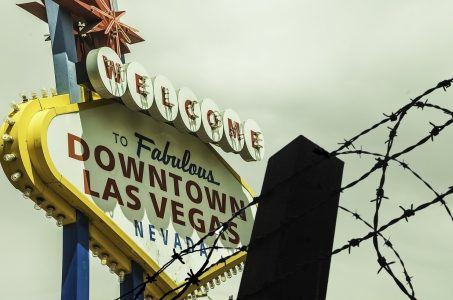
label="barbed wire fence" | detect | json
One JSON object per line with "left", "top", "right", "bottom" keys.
{"left": 116, "top": 77, "right": 453, "bottom": 300}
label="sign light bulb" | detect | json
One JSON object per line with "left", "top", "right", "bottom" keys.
{"left": 23, "top": 187, "right": 33, "bottom": 198}
{"left": 220, "top": 273, "right": 226, "bottom": 282}
{"left": 237, "top": 263, "right": 243, "bottom": 272}
{"left": 2, "top": 134, "right": 13, "bottom": 142}
{"left": 5, "top": 118, "right": 15, "bottom": 126}
{"left": 10, "top": 102, "right": 20, "bottom": 112}
{"left": 109, "top": 262, "right": 117, "bottom": 274}
{"left": 56, "top": 214, "right": 65, "bottom": 227}
{"left": 208, "top": 280, "right": 215, "bottom": 289}
{"left": 92, "top": 245, "right": 100, "bottom": 257}
{"left": 3, "top": 153, "right": 16, "bottom": 162}
{"left": 45, "top": 206, "right": 55, "bottom": 218}
{"left": 20, "top": 93, "right": 28, "bottom": 102}
{"left": 41, "top": 88, "right": 48, "bottom": 98}
{"left": 118, "top": 270, "right": 125, "bottom": 283}
{"left": 34, "top": 197, "right": 44, "bottom": 210}
{"left": 50, "top": 88, "right": 57, "bottom": 97}
{"left": 10, "top": 171, "right": 22, "bottom": 182}
{"left": 100, "top": 254, "right": 109, "bottom": 265}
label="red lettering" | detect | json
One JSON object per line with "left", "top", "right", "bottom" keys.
{"left": 168, "top": 172, "right": 182, "bottom": 196}
{"left": 188, "top": 208, "right": 205, "bottom": 233}
{"left": 103, "top": 55, "right": 122, "bottom": 83}
{"left": 227, "top": 221, "right": 240, "bottom": 244}
{"left": 119, "top": 153, "right": 144, "bottom": 183}
{"left": 149, "top": 164, "right": 167, "bottom": 192}
{"left": 83, "top": 169, "right": 99, "bottom": 197}
{"left": 209, "top": 215, "right": 226, "bottom": 240}
{"left": 230, "top": 196, "right": 247, "bottom": 221}
{"left": 68, "top": 133, "right": 89, "bottom": 161}
{"left": 205, "top": 187, "right": 226, "bottom": 213}
{"left": 186, "top": 180, "right": 202, "bottom": 204}
{"left": 149, "top": 192, "right": 167, "bottom": 218}
{"left": 102, "top": 178, "right": 124, "bottom": 205}
{"left": 135, "top": 73, "right": 147, "bottom": 96}
{"left": 228, "top": 118, "right": 241, "bottom": 139}
{"left": 94, "top": 146, "right": 115, "bottom": 171}
{"left": 126, "top": 185, "right": 141, "bottom": 210}
{"left": 171, "top": 200, "right": 185, "bottom": 226}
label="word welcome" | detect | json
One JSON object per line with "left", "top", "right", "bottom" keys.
{"left": 86, "top": 47, "right": 265, "bottom": 162}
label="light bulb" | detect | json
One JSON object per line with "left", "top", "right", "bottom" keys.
{"left": 10, "top": 102, "right": 20, "bottom": 112}
{"left": 237, "top": 263, "right": 243, "bottom": 272}
{"left": 31, "top": 92, "right": 38, "bottom": 100}
{"left": 209, "top": 280, "right": 215, "bottom": 289}
{"left": 92, "top": 245, "right": 100, "bottom": 257}
{"left": 100, "top": 254, "right": 109, "bottom": 265}
{"left": 226, "top": 270, "right": 232, "bottom": 278}
{"left": 220, "top": 274, "right": 226, "bottom": 282}
{"left": 46, "top": 206, "right": 55, "bottom": 218}
{"left": 34, "top": 197, "right": 44, "bottom": 210}
{"left": 232, "top": 267, "right": 237, "bottom": 275}
{"left": 41, "top": 88, "right": 48, "bottom": 98}
{"left": 2, "top": 134, "right": 13, "bottom": 142}
{"left": 203, "top": 283, "right": 209, "bottom": 293}
{"left": 23, "top": 187, "right": 33, "bottom": 198}
{"left": 5, "top": 118, "right": 15, "bottom": 126}
{"left": 3, "top": 153, "right": 16, "bottom": 162}
{"left": 57, "top": 214, "right": 65, "bottom": 227}
{"left": 50, "top": 88, "right": 57, "bottom": 97}
{"left": 118, "top": 270, "right": 125, "bottom": 283}
{"left": 109, "top": 262, "right": 117, "bottom": 273}
{"left": 191, "top": 293, "right": 197, "bottom": 300}
{"left": 20, "top": 92, "right": 28, "bottom": 102}
{"left": 10, "top": 171, "right": 22, "bottom": 182}
{"left": 214, "top": 277, "right": 221, "bottom": 285}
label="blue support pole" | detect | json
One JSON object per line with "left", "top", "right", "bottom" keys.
{"left": 120, "top": 261, "right": 144, "bottom": 300}
{"left": 62, "top": 210, "right": 90, "bottom": 300}
{"left": 44, "top": 0, "right": 81, "bottom": 103}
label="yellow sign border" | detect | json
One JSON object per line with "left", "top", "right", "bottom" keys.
{"left": 0, "top": 95, "right": 252, "bottom": 298}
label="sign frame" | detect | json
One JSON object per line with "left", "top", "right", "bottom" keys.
{"left": 0, "top": 94, "right": 252, "bottom": 298}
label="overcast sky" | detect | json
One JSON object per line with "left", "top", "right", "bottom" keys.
{"left": 1, "top": 0, "right": 453, "bottom": 299}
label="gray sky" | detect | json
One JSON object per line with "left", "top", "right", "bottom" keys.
{"left": 1, "top": 0, "right": 453, "bottom": 299}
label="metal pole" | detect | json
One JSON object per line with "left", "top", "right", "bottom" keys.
{"left": 120, "top": 261, "right": 144, "bottom": 300}
{"left": 44, "top": 0, "right": 81, "bottom": 103}
{"left": 62, "top": 210, "right": 90, "bottom": 300}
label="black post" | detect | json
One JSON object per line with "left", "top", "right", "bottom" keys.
{"left": 237, "top": 135, "right": 344, "bottom": 300}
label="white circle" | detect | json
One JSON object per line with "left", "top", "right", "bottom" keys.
{"left": 149, "top": 75, "right": 179, "bottom": 122}
{"left": 196, "top": 98, "right": 224, "bottom": 143}
{"left": 240, "top": 119, "right": 265, "bottom": 161}
{"left": 218, "top": 109, "right": 244, "bottom": 153}
{"left": 86, "top": 47, "right": 127, "bottom": 98}
{"left": 121, "top": 62, "right": 153, "bottom": 111}
{"left": 174, "top": 87, "right": 202, "bottom": 133}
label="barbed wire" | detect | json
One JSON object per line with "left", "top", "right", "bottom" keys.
{"left": 116, "top": 77, "right": 453, "bottom": 300}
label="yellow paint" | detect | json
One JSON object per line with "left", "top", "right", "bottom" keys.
{"left": 0, "top": 95, "right": 255, "bottom": 299}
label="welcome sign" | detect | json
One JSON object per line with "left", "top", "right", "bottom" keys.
{"left": 1, "top": 95, "right": 255, "bottom": 298}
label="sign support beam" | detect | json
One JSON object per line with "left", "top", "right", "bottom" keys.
{"left": 62, "top": 210, "right": 90, "bottom": 300}
{"left": 44, "top": 0, "right": 81, "bottom": 103}
{"left": 120, "top": 261, "right": 144, "bottom": 300}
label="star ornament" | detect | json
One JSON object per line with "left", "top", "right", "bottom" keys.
{"left": 17, "top": 0, "right": 144, "bottom": 59}
{"left": 76, "top": 0, "right": 144, "bottom": 57}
